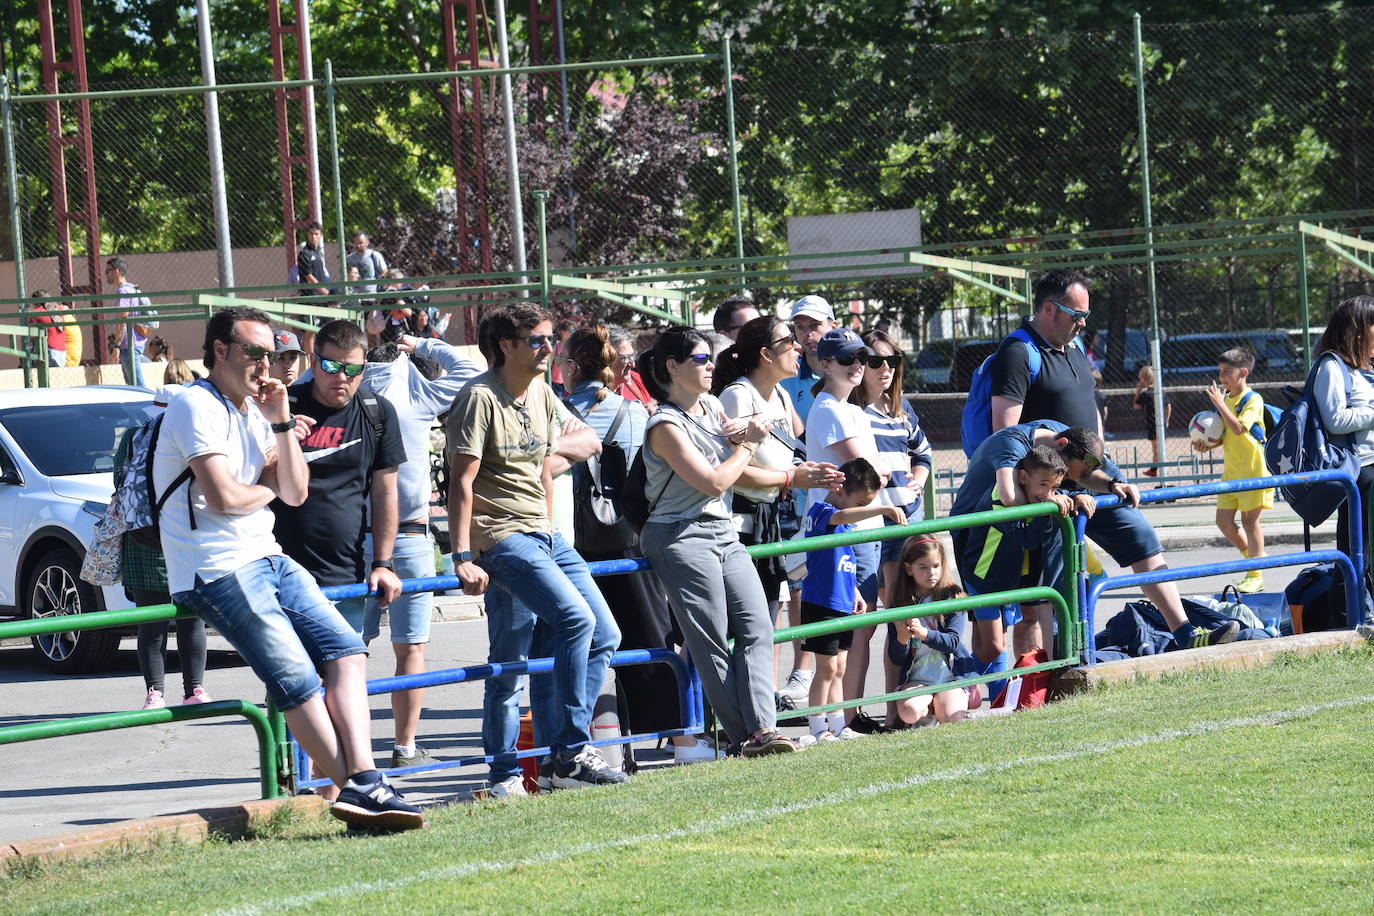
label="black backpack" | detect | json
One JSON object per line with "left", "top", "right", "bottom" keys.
{"left": 567, "top": 399, "right": 636, "bottom": 558}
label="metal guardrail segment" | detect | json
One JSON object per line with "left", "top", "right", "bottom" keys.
{"left": 0, "top": 700, "right": 280, "bottom": 800}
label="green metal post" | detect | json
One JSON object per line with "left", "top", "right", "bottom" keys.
{"left": 265, "top": 698, "right": 294, "bottom": 795}
{"left": 1, "top": 76, "right": 30, "bottom": 388}
{"left": 721, "top": 37, "right": 746, "bottom": 285}
{"left": 1133, "top": 14, "right": 1165, "bottom": 450}
{"left": 324, "top": 59, "right": 347, "bottom": 311}
{"left": 923, "top": 468, "right": 936, "bottom": 520}
{"left": 1297, "top": 231, "right": 1311, "bottom": 370}
{"left": 533, "top": 190, "right": 550, "bottom": 308}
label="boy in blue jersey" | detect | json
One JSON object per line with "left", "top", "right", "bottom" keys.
{"left": 800, "top": 458, "right": 906, "bottom": 742}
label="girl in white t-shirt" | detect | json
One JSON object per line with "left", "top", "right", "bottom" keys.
{"left": 804, "top": 328, "right": 885, "bottom": 730}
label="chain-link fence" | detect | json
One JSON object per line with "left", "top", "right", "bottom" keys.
{"left": 6, "top": 8, "right": 1374, "bottom": 460}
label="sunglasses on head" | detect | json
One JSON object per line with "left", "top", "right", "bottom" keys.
{"left": 862, "top": 354, "right": 901, "bottom": 370}
{"left": 514, "top": 333, "right": 553, "bottom": 350}
{"left": 315, "top": 355, "right": 366, "bottom": 377}
{"left": 231, "top": 340, "right": 271, "bottom": 362}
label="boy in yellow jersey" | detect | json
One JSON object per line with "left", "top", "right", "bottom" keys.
{"left": 1195, "top": 347, "right": 1273, "bottom": 593}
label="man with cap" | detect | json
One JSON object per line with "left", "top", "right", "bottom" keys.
{"left": 268, "top": 329, "right": 306, "bottom": 387}
{"left": 778, "top": 293, "right": 837, "bottom": 426}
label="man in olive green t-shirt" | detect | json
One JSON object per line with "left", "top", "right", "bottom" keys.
{"left": 445, "top": 303, "right": 625, "bottom": 795}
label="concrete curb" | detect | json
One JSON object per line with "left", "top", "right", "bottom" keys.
{"left": 1051, "top": 628, "right": 1374, "bottom": 696}
{"left": 1155, "top": 530, "right": 1335, "bottom": 551}
{"left": 0, "top": 795, "right": 331, "bottom": 866}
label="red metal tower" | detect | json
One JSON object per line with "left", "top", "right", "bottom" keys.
{"left": 267, "top": 0, "right": 322, "bottom": 273}
{"left": 36, "top": 0, "right": 103, "bottom": 359}
{"left": 442, "top": 0, "right": 495, "bottom": 278}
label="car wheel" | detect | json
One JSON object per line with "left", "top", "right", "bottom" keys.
{"left": 24, "top": 547, "right": 120, "bottom": 674}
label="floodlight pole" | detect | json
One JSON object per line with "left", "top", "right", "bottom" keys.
{"left": 1133, "top": 14, "right": 1166, "bottom": 452}
{"left": 197, "top": 0, "right": 235, "bottom": 291}
{"left": 722, "top": 36, "right": 745, "bottom": 288}
{"left": 494, "top": 0, "right": 527, "bottom": 285}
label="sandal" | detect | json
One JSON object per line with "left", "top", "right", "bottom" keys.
{"left": 740, "top": 729, "right": 798, "bottom": 758}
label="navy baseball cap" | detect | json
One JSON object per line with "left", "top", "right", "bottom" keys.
{"left": 816, "top": 329, "right": 869, "bottom": 361}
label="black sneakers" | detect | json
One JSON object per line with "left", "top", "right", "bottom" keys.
{"left": 330, "top": 774, "right": 426, "bottom": 832}
{"left": 550, "top": 748, "right": 630, "bottom": 789}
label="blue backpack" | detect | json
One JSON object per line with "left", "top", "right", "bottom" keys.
{"left": 1264, "top": 353, "right": 1359, "bottom": 527}
{"left": 960, "top": 328, "right": 1076, "bottom": 458}
{"left": 1235, "top": 390, "right": 1283, "bottom": 445}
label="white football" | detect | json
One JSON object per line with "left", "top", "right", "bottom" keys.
{"left": 1189, "top": 410, "right": 1224, "bottom": 447}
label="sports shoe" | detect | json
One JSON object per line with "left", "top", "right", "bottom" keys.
{"left": 673, "top": 737, "right": 722, "bottom": 765}
{"left": 488, "top": 775, "right": 528, "bottom": 799}
{"left": 536, "top": 759, "right": 554, "bottom": 792}
{"left": 551, "top": 748, "right": 629, "bottom": 789}
{"left": 142, "top": 688, "right": 166, "bottom": 710}
{"left": 182, "top": 686, "right": 212, "bottom": 705}
{"left": 329, "top": 775, "right": 425, "bottom": 832}
{"left": 1188, "top": 619, "right": 1241, "bottom": 649}
{"left": 1234, "top": 572, "right": 1264, "bottom": 594}
{"left": 740, "top": 729, "right": 798, "bottom": 757}
{"left": 390, "top": 745, "right": 438, "bottom": 769}
{"left": 780, "top": 668, "right": 813, "bottom": 703}
{"left": 833, "top": 726, "right": 866, "bottom": 740}
{"left": 1142, "top": 467, "right": 1158, "bottom": 477}
{"left": 846, "top": 710, "right": 890, "bottom": 735}
{"left": 795, "top": 733, "right": 819, "bottom": 749}
{"left": 812, "top": 730, "right": 840, "bottom": 744}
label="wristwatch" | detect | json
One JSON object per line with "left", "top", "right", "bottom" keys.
{"left": 452, "top": 550, "right": 473, "bottom": 564}
{"left": 371, "top": 559, "right": 395, "bottom": 571}
{"left": 270, "top": 417, "right": 296, "bottom": 434}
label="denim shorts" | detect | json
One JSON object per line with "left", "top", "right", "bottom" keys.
{"left": 174, "top": 555, "right": 366, "bottom": 710}
{"left": 362, "top": 532, "right": 436, "bottom": 644}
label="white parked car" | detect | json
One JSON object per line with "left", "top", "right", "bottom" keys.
{"left": 0, "top": 385, "right": 154, "bottom": 672}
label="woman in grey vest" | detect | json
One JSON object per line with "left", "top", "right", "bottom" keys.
{"left": 638, "top": 326, "right": 798, "bottom": 757}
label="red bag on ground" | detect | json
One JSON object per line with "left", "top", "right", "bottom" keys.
{"left": 990, "top": 647, "right": 1050, "bottom": 710}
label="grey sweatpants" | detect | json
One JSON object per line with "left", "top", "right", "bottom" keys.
{"left": 640, "top": 517, "right": 776, "bottom": 744}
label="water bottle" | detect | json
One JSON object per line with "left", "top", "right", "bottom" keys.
{"left": 1265, "top": 616, "right": 1281, "bottom": 639}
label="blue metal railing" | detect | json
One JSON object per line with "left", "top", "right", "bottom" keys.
{"left": 1083, "top": 469, "right": 1365, "bottom": 664}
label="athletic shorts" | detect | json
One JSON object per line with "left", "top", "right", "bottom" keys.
{"left": 1217, "top": 488, "right": 1275, "bottom": 513}
{"left": 799, "top": 601, "right": 855, "bottom": 656}
{"left": 1082, "top": 502, "right": 1163, "bottom": 568}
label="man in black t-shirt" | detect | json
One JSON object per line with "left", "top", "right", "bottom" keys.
{"left": 296, "top": 221, "right": 332, "bottom": 299}
{"left": 987, "top": 269, "right": 1236, "bottom": 655}
{"left": 273, "top": 319, "right": 405, "bottom": 633}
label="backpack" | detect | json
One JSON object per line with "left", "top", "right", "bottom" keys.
{"left": 1263, "top": 353, "right": 1360, "bottom": 527}
{"left": 960, "top": 328, "right": 1078, "bottom": 458}
{"left": 1283, "top": 563, "right": 1340, "bottom": 634}
{"left": 566, "top": 398, "right": 637, "bottom": 558}
{"left": 1236, "top": 390, "right": 1283, "bottom": 445}
{"left": 620, "top": 448, "right": 674, "bottom": 536}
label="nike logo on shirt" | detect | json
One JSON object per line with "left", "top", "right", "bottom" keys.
{"left": 303, "top": 438, "right": 363, "bottom": 462}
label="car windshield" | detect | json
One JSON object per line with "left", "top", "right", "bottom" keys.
{"left": 1, "top": 400, "right": 154, "bottom": 477}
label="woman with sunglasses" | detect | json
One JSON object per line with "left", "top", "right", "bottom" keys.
{"left": 804, "top": 328, "right": 887, "bottom": 737}
{"left": 638, "top": 326, "right": 798, "bottom": 757}
{"left": 847, "top": 328, "right": 932, "bottom": 731}
{"left": 713, "top": 315, "right": 845, "bottom": 700}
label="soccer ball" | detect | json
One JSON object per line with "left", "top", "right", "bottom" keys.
{"left": 1189, "top": 410, "right": 1224, "bottom": 448}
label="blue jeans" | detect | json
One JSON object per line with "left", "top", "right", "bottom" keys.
{"left": 174, "top": 555, "right": 365, "bottom": 710}
{"left": 120, "top": 346, "right": 146, "bottom": 387}
{"left": 477, "top": 532, "right": 620, "bottom": 781}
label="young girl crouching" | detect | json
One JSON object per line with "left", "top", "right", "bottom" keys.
{"left": 886, "top": 535, "right": 979, "bottom": 726}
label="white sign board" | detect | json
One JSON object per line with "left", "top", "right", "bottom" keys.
{"left": 787, "top": 209, "right": 922, "bottom": 283}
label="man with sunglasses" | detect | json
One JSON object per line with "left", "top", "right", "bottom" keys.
{"left": 987, "top": 270, "right": 1239, "bottom": 654}
{"left": 447, "top": 303, "right": 625, "bottom": 796}
{"left": 153, "top": 306, "right": 423, "bottom": 830}
{"left": 272, "top": 319, "right": 406, "bottom": 638}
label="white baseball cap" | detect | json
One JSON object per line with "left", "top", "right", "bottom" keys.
{"left": 790, "top": 294, "right": 835, "bottom": 323}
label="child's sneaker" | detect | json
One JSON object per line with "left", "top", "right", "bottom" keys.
{"left": 833, "top": 726, "right": 866, "bottom": 740}
{"left": 795, "top": 733, "right": 819, "bottom": 749}
{"left": 1234, "top": 571, "right": 1264, "bottom": 594}
{"left": 182, "top": 686, "right": 212, "bottom": 705}
{"left": 813, "top": 730, "right": 840, "bottom": 744}
{"left": 142, "top": 688, "right": 166, "bottom": 710}
{"left": 673, "top": 737, "right": 722, "bottom": 765}
{"left": 488, "top": 775, "right": 528, "bottom": 799}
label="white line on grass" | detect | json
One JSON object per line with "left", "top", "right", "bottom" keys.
{"left": 216, "top": 695, "right": 1374, "bottom": 915}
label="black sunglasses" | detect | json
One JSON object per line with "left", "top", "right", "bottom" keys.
{"left": 315, "top": 355, "right": 366, "bottom": 378}
{"left": 862, "top": 354, "right": 901, "bottom": 370}
{"left": 832, "top": 354, "right": 865, "bottom": 366}
{"left": 231, "top": 340, "right": 271, "bottom": 363}
{"left": 514, "top": 333, "right": 554, "bottom": 350}
{"left": 767, "top": 334, "right": 797, "bottom": 350}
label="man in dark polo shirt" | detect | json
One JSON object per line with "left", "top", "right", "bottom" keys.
{"left": 988, "top": 269, "right": 1236, "bottom": 654}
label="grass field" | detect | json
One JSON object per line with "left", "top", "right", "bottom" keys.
{"left": 6, "top": 648, "right": 1374, "bottom": 915}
